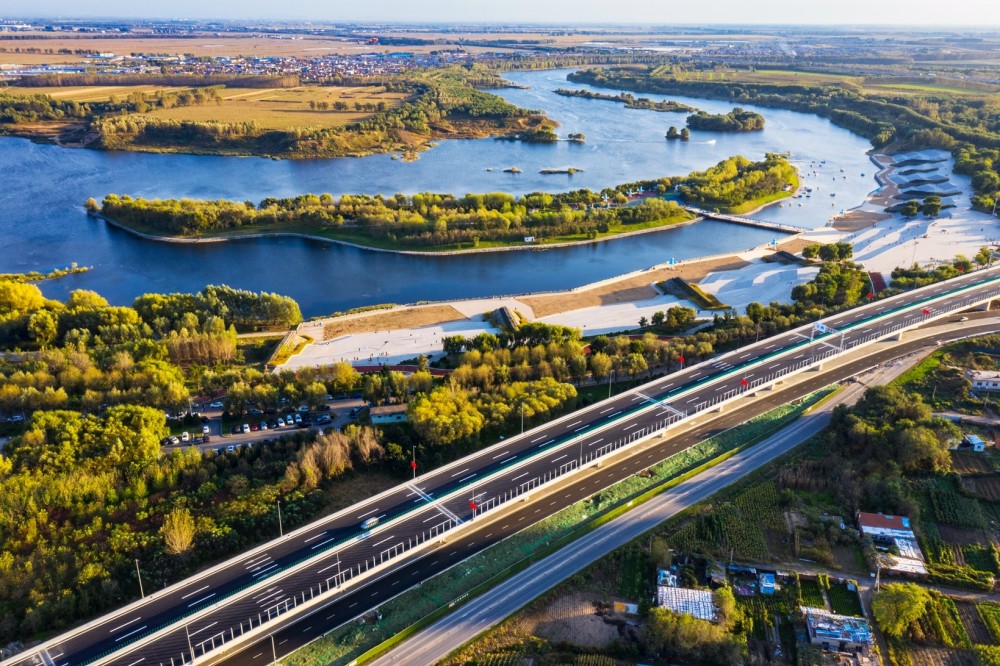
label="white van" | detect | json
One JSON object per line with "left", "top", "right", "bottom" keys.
{"left": 361, "top": 517, "right": 380, "bottom": 530}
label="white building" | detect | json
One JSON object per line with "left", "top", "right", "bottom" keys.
{"left": 966, "top": 370, "right": 1000, "bottom": 393}
{"left": 856, "top": 512, "right": 927, "bottom": 576}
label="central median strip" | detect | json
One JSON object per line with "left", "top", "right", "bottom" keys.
{"left": 282, "top": 386, "right": 838, "bottom": 666}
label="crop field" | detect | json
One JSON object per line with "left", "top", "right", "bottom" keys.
{"left": 143, "top": 85, "right": 408, "bottom": 129}
{"left": 979, "top": 603, "right": 1000, "bottom": 642}
{"left": 615, "top": 546, "right": 648, "bottom": 599}
{"left": 951, "top": 451, "right": 995, "bottom": 475}
{"left": 956, "top": 601, "right": 993, "bottom": 644}
{"left": 798, "top": 578, "right": 825, "bottom": 608}
{"left": 2, "top": 84, "right": 186, "bottom": 101}
{"left": 826, "top": 582, "right": 864, "bottom": 617}
{"left": 961, "top": 475, "right": 1000, "bottom": 501}
{"left": 905, "top": 647, "right": 979, "bottom": 666}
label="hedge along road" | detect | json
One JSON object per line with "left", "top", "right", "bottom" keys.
{"left": 14, "top": 264, "right": 1000, "bottom": 666}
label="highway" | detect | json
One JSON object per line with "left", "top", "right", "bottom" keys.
{"left": 367, "top": 332, "right": 952, "bottom": 665}
{"left": 7, "top": 265, "right": 1000, "bottom": 666}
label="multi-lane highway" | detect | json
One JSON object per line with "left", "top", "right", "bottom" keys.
{"left": 8, "top": 265, "right": 1000, "bottom": 666}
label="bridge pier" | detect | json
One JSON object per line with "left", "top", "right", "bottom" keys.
{"left": 977, "top": 299, "right": 994, "bottom": 311}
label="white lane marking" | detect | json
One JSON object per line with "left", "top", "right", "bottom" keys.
{"left": 565, "top": 420, "right": 582, "bottom": 427}
{"left": 317, "top": 561, "right": 341, "bottom": 574}
{"left": 187, "top": 593, "right": 216, "bottom": 608}
{"left": 181, "top": 584, "right": 212, "bottom": 600}
{"left": 531, "top": 435, "right": 547, "bottom": 442}
{"left": 738, "top": 353, "right": 751, "bottom": 358}
{"left": 499, "top": 456, "right": 516, "bottom": 464}
{"left": 793, "top": 354, "right": 805, "bottom": 359}
{"left": 511, "top": 472, "right": 529, "bottom": 481}
{"left": 574, "top": 425, "right": 588, "bottom": 432}
{"left": 251, "top": 586, "right": 277, "bottom": 600}
{"left": 764, "top": 344, "right": 776, "bottom": 349}
{"left": 256, "top": 589, "right": 282, "bottom": 605}
{"left": 114, "top": 625, "right": 148, "bottom": 642}
{"left": 715, "top": 386, "right": 725, "bottom": 391}
{"left": 690, "top": 372, "right": 702, "bottom": 378}
{"left": 243, "top": 554, "right": 270, "bottom": 567}
{"left": 123, "top": 659, "right": 145, "bottom": 666}
{"left": 252, "top": 563, "right": 279, "bottom": 577}
{"left": 188, "top": 621, "right": 218, "bottom": 638}
{"left": 357, "top": 507, "right": 378, "bottom": 519}
{"left": 371, "top": 535, "right": 394, "bottom": 548}
{"left": 458, "top": 474, "right": 477, "bottom": 483}
{"left": 310, "top": 537, "right": 336, "bottom": 551}
{"left": 303, "top": 531, "right": 327, "bottom": 543}
{"left": 550, "top": 454, "right": 567, "bottom": 463}
{"left": 450, "top": 468, "right": 469, "bottom": 478}
{"left": 491, "top": 450, "right": 510, "bottom": 459}
{"left": 769, "top": 363, "right": 781, "bottom": 369}
{"left": 624, "top": 423, "right": 638, "bottom": 430}
{"left": 108, "top": 616, "right": 142, "bottom": 634}
{"left": 599, "top": 407, "right": 613, "bottom": 414}
{"left": 608, "top": 411, "right": 622, "bottom": 418}
{"left": 686, "top": 397, "right": 699, "bottom": 403}
{"left": 587, "top": 438, "right": 603, "bottom": 447}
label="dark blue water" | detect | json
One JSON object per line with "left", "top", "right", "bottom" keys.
{"left": 0, "top": 69, "right": 875, "bottom": 317}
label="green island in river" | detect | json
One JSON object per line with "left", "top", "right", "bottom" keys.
{"left": 0, "top": 65, "right": 557, "bottom": 159}
{"left": 91, "top": 154, "right": 798, "bottom": 253}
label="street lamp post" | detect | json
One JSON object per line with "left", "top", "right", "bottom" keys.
{"left": 520, "top": 402, "right": 525, "bottom": 434}
{"left": 277, "top": 500, "right": 283, "bottom": 538}
{"left": 135, "top": 558, "right": 145, "bottom": 598}
{"left": 411, "top": 445, "right": 416, "bottom": 480}
{"left": 270, "top": 633, "right": 278, "bottom": 665}
{"left": 185, "top": 624, "right": 195, "bottom": 665}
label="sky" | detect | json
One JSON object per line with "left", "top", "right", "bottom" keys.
{"left": 4, "top": 0, "right": 995, "bottom": 26}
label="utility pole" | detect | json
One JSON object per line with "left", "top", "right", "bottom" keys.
{"left": 520, "top": 402, "right": 525, "bottom": 434}
{"left": 277, "top": 500, "right": 283, "bottom": 537}
{"left": 411, "top": 445, "right": 416, "bottom": 480}
{"left": 135, "top": 558, "right": 145, "bottom": 598}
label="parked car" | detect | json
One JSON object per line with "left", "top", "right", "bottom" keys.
{"left": 250, "top": 422, "right": 259, "bottom": 432}
{"left": 276, "top": 417, "right": 285, "bottom": 427}
{"left": 202, "top": 425, "right": 210, "bottom": 434}
{"left": 259, "top": 421, "right": 268, "bottom": 431}
{"left": 231, "top": 425, "right": 241, "bottom": 435}
{"left": 227, "top": 445, "right": 236, "bottom": 453}
{"left": 180, "top": 431, "right": 190, "bottom": 442}
{"left": 294, "top": 413, "right": 303, "bottom": 424}
{"left": 298, "top": 405, "right": 310, "bottom": 413}
{"left": 7, "top": 414, "right": 25, "bottom": 424}
{"left": 168, "top": 435, "right": 180, "bottom": 446}
{"left": 317, "top": 404, "right": 331, "bottom": 412}
{"left": 316, "top": 414, "right": 332, "bottom": 425}
{"left": 209, "top": 401, "right": 224, "bottom": 408}
{"left": 242, "top": 423, "right": 251, "bottom": 433}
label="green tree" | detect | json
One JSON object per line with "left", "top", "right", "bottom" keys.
{"left": 409, "top": 386, "right": 485, "bottom": 445}
{"left": 871, "top": 583, "right": 931, "bottom": 638}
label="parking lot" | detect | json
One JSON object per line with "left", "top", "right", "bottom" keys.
{"left": 161, "top": 397, "right": 367, "bottom": 454}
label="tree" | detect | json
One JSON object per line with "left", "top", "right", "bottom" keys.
{"left": 871, "top": 583, "right": 931, "bottom": 638}
{"left": 589, "top": 352, "right": 613, "bottom": 380}
{"left": 409, "top": 386, "right": 485, "bottom": 445}
{"left": 922, "top": 196, "right": 942, "bottom": 217}
{"left": 975, "top": 246, "right": 994, "bottom": 268}
{"left": 638, "top": 316, "right": 649, "bottom": 329}
{"left": 680, "top": 127, "right": 690, "bottom": 141}
{"left": 161, "top": 506, "right": 196, "bottom": 555}
{"left": 802, "top": 243, "right": 821, "bottom": 260}
{"left": 900, "top": 200, "right": 921, "bottom": 217}
{"left": 28, "top": 311, "right": 58, "bottom": 348}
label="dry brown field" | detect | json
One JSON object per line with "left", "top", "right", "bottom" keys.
{"left": 1, "top": 82, "right": 407, "bottom": 130}
{"left": 145, "top": 85, "right": 407, "bottom": 129}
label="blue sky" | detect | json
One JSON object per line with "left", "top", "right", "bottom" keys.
{"left": 4, "top": 0, "right": 993, "bottom": 25}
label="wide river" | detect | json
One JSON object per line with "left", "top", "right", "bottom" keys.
{"left": 1, "top": 68, "right": 876, "bottom": 316}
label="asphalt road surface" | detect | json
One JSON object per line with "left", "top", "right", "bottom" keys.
{"left": 368, "top": 339, "right": 943, "bottom": 665}
{"left": 10, "top": 266, "right": 1000, "bottom": 666}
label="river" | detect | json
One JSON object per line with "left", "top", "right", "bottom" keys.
{"left": 0, "top": 68, "right": 876, "bottom": 317}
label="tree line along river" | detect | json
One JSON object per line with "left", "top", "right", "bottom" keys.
{"left": 1, "top": 68, "right": 876, "bottom": 317}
